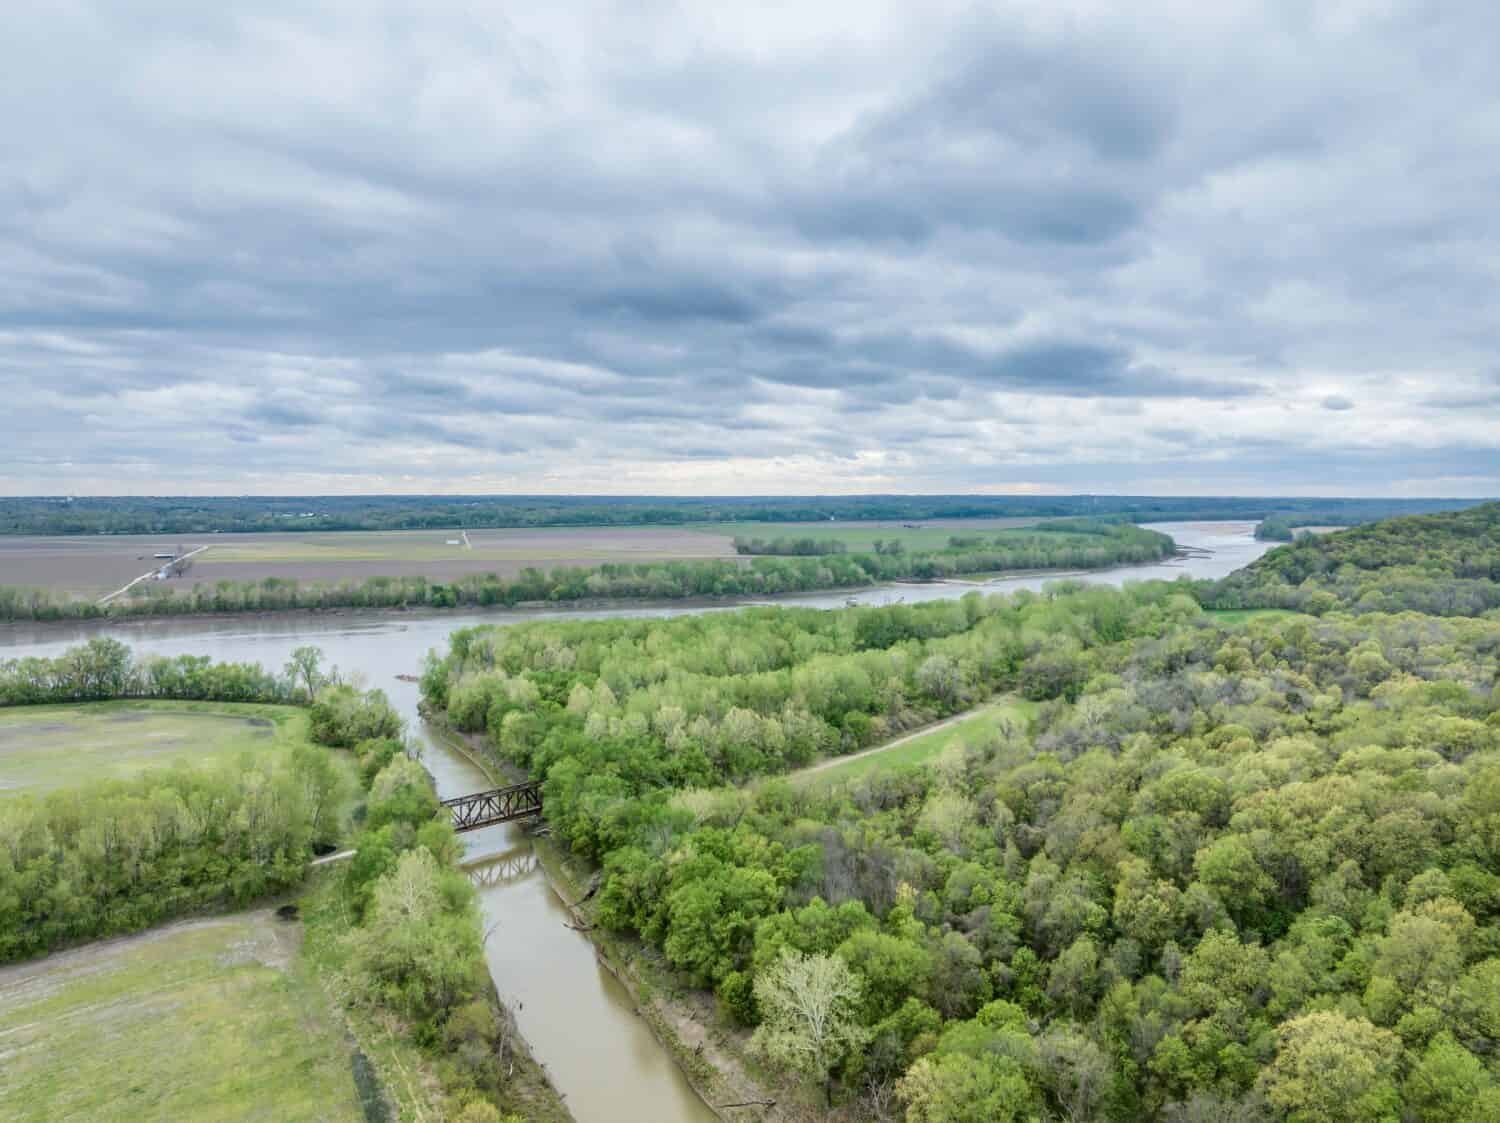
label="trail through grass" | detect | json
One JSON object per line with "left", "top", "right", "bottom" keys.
{"left": 795, "top": 698, "right": 1038, "bottom": 788}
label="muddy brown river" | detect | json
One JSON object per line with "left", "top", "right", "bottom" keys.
{"left": 0, "top": 522, "right": 1268, "bottom": 1123}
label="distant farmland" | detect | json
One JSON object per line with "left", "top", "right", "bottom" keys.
{"left": 0, "top": 526, "right": 740, "bottom": 600}
{"left": 0, "top": 519, "right": 1050, "bottom": 601}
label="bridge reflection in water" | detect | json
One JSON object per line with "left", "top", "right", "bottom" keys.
{"left": 464, "top": 846, "right": 539, "bottom": 888}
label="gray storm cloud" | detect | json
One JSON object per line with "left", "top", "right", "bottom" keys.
{"left": 1, "top": 0, "right": 1498, "bottom": 495}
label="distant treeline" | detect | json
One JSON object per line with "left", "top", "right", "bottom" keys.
{"left": 1, "top": 494, "right": 1482, "bottom": 535}
{"left": 0, "top": 524, "right": 1174, "bottom": 622}
{"left": 734, "top": 517, "right": 1164, "bottom": 557}
{"left": 734, "top": 536, "right": 850, "bottom": 555}
{"left": 1254, "top": 514, "right": 1358, "bottom": 541}
{"left": 1208, "top": 501, "right": 1500, "bottom": 616}
{"left": 1250, "top": 500, "right": 1489, "bottom": 541}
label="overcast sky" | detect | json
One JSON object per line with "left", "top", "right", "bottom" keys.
{"left": 3, "top": 1, "right": 1498, "bottom": 497}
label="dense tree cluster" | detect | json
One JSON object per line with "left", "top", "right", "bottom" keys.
{"left": 730, "top": 523, "right": 1175, "bottom": 568}
{"left": 0, "top": 736, "right": 348, "bottom": 961}
{"left": 1, "top": 495, "right": 1472, "bottom": 536}
{"left": 424, "top": 525, "right": 1500, "bottom": 1119}
{"left": 1253, "top": 518, "right": 1299, "bottom": 542}
{"left": 0, "top": 524, "right": 1174, "bottom": 622}
{"left": 0, "top": 636, "right": 308, "bottom": 705}
{"left": 1211, "top": 502, "right": 1500, "bottom": 617}
{"left": 735, "top": 536, "right": 852, "bottom": 555}
{"left": 0, "top": 663, "right": 413, "bottom": 961}
{"left": 0, "top": 657, "right": 521, "bottom": 1118}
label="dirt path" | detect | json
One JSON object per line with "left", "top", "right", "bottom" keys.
{"left": 97, "top": 544, "right": 211, "bottom": 606}
{"left": 0, "top": 910, "right": 298, "bottom": 997}
{"left": 787, "top": 701, "right": 1002, "bottom": 781}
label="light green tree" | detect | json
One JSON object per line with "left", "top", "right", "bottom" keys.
{"left": 897, "top": 1052, "right": 1035, "bottom": 1123}
{"left": 1261, "top": 1011, "right": 1400, "bottom": 1123}
{"left": 750, "top": 950, "right": 870, "bottom": 1105}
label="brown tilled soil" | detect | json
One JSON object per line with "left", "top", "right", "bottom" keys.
{"left": 0, "top": 527, "right": 742, "bottom": 598}
{"left": 0, "top": 535, "right": 195, "bottom": 598}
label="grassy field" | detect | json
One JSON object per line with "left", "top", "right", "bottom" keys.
{"left": 0, "top": 701, "right": 311, "bottom": 794}
{"left": 799, "top": 699, "right": 1038, "bottom": 787}
{"left": 1205, "top": 608, "right": 1301, "bottom": 626}
{"left": 0, "top": 910, "right": 369, "bottom": 1123}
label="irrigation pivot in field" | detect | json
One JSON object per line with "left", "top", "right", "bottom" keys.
{"left": 441, "top": 779, "right": 543, "bottom": 832}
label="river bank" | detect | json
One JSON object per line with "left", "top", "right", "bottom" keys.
{"left": 530, "top": 837, "right": 799, "bottom": 1123}
{"left": 298, "top": 865, "right": 574, "bottom": 1123}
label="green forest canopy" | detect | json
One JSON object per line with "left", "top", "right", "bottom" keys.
{"left": 1208, "top": 501, "right": 1500, "bottom": 617}
{"left": 422, "top": 506, "right": 1500, "bottom": 1121}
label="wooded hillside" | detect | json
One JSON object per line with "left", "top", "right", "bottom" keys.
{"left": 1208, "top": 502, "right": 1500, "bottom": 617}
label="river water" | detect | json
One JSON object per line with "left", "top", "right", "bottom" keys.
{"left": 0, "top": 521, "right": 1268, "bottom": 1123}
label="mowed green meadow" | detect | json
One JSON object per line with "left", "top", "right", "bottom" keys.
{"left": 0, "top": 701, "right": 309, "bottom": 793}
{"left": 0, "top": 911, "right": 367, "bottom": 1123}
{"left": 797, "top": 698, "right": 1039, "bottom": 788}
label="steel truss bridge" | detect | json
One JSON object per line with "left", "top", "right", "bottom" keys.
{"left": 442, "top": 779, "right": 543, "bottom": 833}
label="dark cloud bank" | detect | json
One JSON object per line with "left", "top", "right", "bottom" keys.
{"left": 2, "top": 0, "right": 1497, "bottom": 496}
